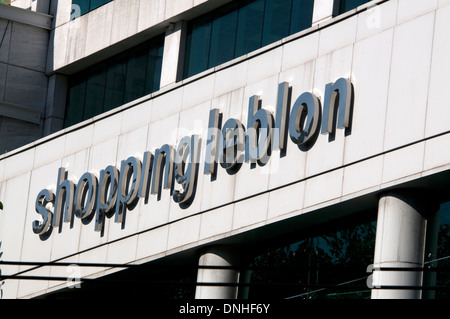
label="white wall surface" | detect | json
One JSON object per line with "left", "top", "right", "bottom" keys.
{"left": 1, "top": 0, "right": 450, "bottom": 298}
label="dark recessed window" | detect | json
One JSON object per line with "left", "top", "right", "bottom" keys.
{"left": 244, "top": 217, "right": 377, "bottom": 299}
{"left": 64, "top": 34, "right": 164, "bottom": 128}
{"left": 335, "top": 0, "right": 373, "bottom": 15}
{"left": 424, "top": 201, "right": 450, "bottom": 299}
{"left": 71, "top": 0, "right": 113, "bottom": 18}
{"left": 183, "top": 0, "right": 315, "bottom": 79}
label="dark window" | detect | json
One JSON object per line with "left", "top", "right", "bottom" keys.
{"left": 183, "top": 0, "right": 315, "bottom": 79}
{"left": 244, "top": 217, "right": 377, "bottom": 299}
{"left": 89, "top": 0, "right": 111, "bottom": 11}
{"left": 208, "top": 3, "right": 239, "bottom": 68}
{"left": 335, "top": 0, "right": 372, "bottom": 15}
{"left": 72, "top": 0, "right": 90, "bottom": 16}
{"left": 184, "top": 15, "right": 213, "bottom": 79}
{"left": 235, "top": 0, "right": 265, "bottom": 57}
{"left": 262, "top": 0, "right": 293, "bottom": 47}
{"left": 71, "top": 0, "right": 113, "bottom": 18}
{"left": 424, "top": 201, "right": 450, "bottom": 299}
{"left": 104, "top": 53, "right": 127, "bottom": 111}
{"left": 64, "top": 35, "right": 164, "bottom": 127}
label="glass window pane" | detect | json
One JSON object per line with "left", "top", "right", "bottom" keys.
{"left": 104, "top": 53, "right": 128, "bottom": 111}
{"left": 424, "top": 202, "right": 450, "bottom": 299}
{"left": 65, "top": 72, "right": 87, "bottom": 127}
{"left": 235, "top": 0, "right": 265, "bottom": 57}
{"left": 72, "top": 0, "right": 90, "bottom": 17}
{"left": 262, "top": 0, "right": 292, "bottom": 47}
{"left": 184, "top": 15, "right": 212, "bottom": 79}
{"left": 89, "top": 0, "right": 111, "bottom": 11}
{"left": 125, "top": 43, "right": 148, "bottom": 103}
{"left": 208, "top": 4, "right": 239, "bottom": 69}
{"left": 338, "top": 0, "right": 371, "bottom": 14}
{"left": 247, "top": 219, "right": 376, "bottom": 299}
{"left": 145, "top": 35, "right": 164, "bottom": 94}
{"left": 84, "top": 62, "right": 107, "bottom": 119}
{"left": 290, "top": 0, "right": 315, "bottom": 34}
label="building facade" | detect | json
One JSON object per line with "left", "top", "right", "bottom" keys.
{"left": 0, "top": 0, "right": 449, "bottom": 299}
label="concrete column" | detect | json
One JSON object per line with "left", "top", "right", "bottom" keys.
{"left": 159, "top": 21, "right": 187, "bottom": 88}
{"left": 371, "top": 191, "right": 434, "bottom": 299}
{"left": 195, "top": 247, "right": 240, "bottom": 299}
{"left": 32, "top": 0, "right": 51, "bottom": 14}
{"left": 312, "top": 0, "right": 337, "bottom": 25}
{"left": 43, "top": 74, "right": 68, "bottom": 136}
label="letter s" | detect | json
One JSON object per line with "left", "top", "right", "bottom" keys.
{"left": 32, "top": 189, "right": 54, "bottom": 236}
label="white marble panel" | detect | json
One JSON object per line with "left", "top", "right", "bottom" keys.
{"left": 106, "top": 236, "right": 138, "bottom": 264}
{"left": 382, "top": 143, "right": 425, "bottom": 184}
{"left": 214, "top": 61, "right": 248, "bottom": 97}
{"left": 117, "top": 125, "right": 149, "bottom": 162}
{"left": 151, "top": 87, "right": 183, "bottom": 122}
{"left": 439, "top": 0, "right": 450, "bottom": 7}
{"left": 312, "top": 0, "right": 334, "bottom": 24}
{"left": 247, "top": 47, "right": 283, "bottom": 85}
{"left": 425, "top": 5, "right": 450, "bottom": 137}
{"left": 92, "top": 112, "right": 123, "bottom": 145}
{"left": 64, "top": 125, "right": 94, "bottom": 156}
{"left": 169, "top": 102, "right": 209, "bottom": 221}
{"left": 305, "top": 45, "right": 353, "bottom": 177}
{"left": 281, "top": 32, "right": 319, "bottom": 71}
{"left": 182, "top": 75, "right": 216, "bottom": 111}
{"left": 3, "top": 148, "right": 35, "bottom": 181}
{"left": 200, "top": 89, "right": 244, "bottom": 211}
{"left": 424, "top": 133, "right": 450, "bottom": 171}
{"left": 356, "top": 0, "right": 398, "bottom": 40}
{"left": 2, "top": 172, "right": 33, "bottom": 264}
{"left": 233, "top": 76, "right": 281, "bottom": 201}
{"left": 303, "top": 169, "right": 343, "bottom": 209}
{"left": 167, "top": 214, "right": 201, "bottom": 251}
{"left": 396, "top": 0, "right": 438, "bottom": 24}
{"left": 120, "top": 100, "right": 152, "bottom": 134}
{"left": 78, "top": 245, "right": 109, "bottom": 277}
{"left": 345, "top": 28, "right": 393, "bottom": 164}
{"left": 34, "top": 135, "right": 66, "bottom": 169}
{"left": 232, "top": 194, "right": 268, "bottom": 232}
{"left": 383, "top": 13, "right": 434, "bottom": 151}
{"left": 267, "top": 182, "right": 304, "bottom": 221}
{"left": 270, "top": 61, "right": 315, "bottom": 189}
{"left": 199, "top": 205, "right": 234, "bottom": 241}
{"left": 342, "top": 156, "right": 383, "bottom": 196}
{"left": 318, "top": 15, "right": 357, "bottom": 56}
{"left": 136, "top": 226, "right": 169, "bottom": 261}
{"left": 88, "top": 137, "right": 119, "bottom": 170}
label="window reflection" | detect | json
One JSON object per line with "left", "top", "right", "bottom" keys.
{"left": 336, "top": 0, "right": 373, "bottom": 15}
{"left": 72, "top": 0, "right": 112, "bottom": 17}
{"left": 184, "top": 0, "right": 315, "bottom": 79}
{"left": 424, "top": 201, "right": 450, "bottom": 299}
{"left": 245, "top": 219, "right": 377, "bottom": 299}
{"left": 65, "top": 35, "right": 164, "bottom": 128}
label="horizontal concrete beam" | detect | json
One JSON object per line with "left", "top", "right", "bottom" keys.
{"left": 0, "top": 100, "right": 42, "bottom": 124}
{"left": 0, "top": 3, "right": 52, "bottom": 30}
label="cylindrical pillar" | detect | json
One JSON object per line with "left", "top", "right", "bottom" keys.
{"left": 195, "top": 247, "right": 240, "bottom": 299}
{"left": 371, "top": 191, "right": 433, "bottom": 299}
